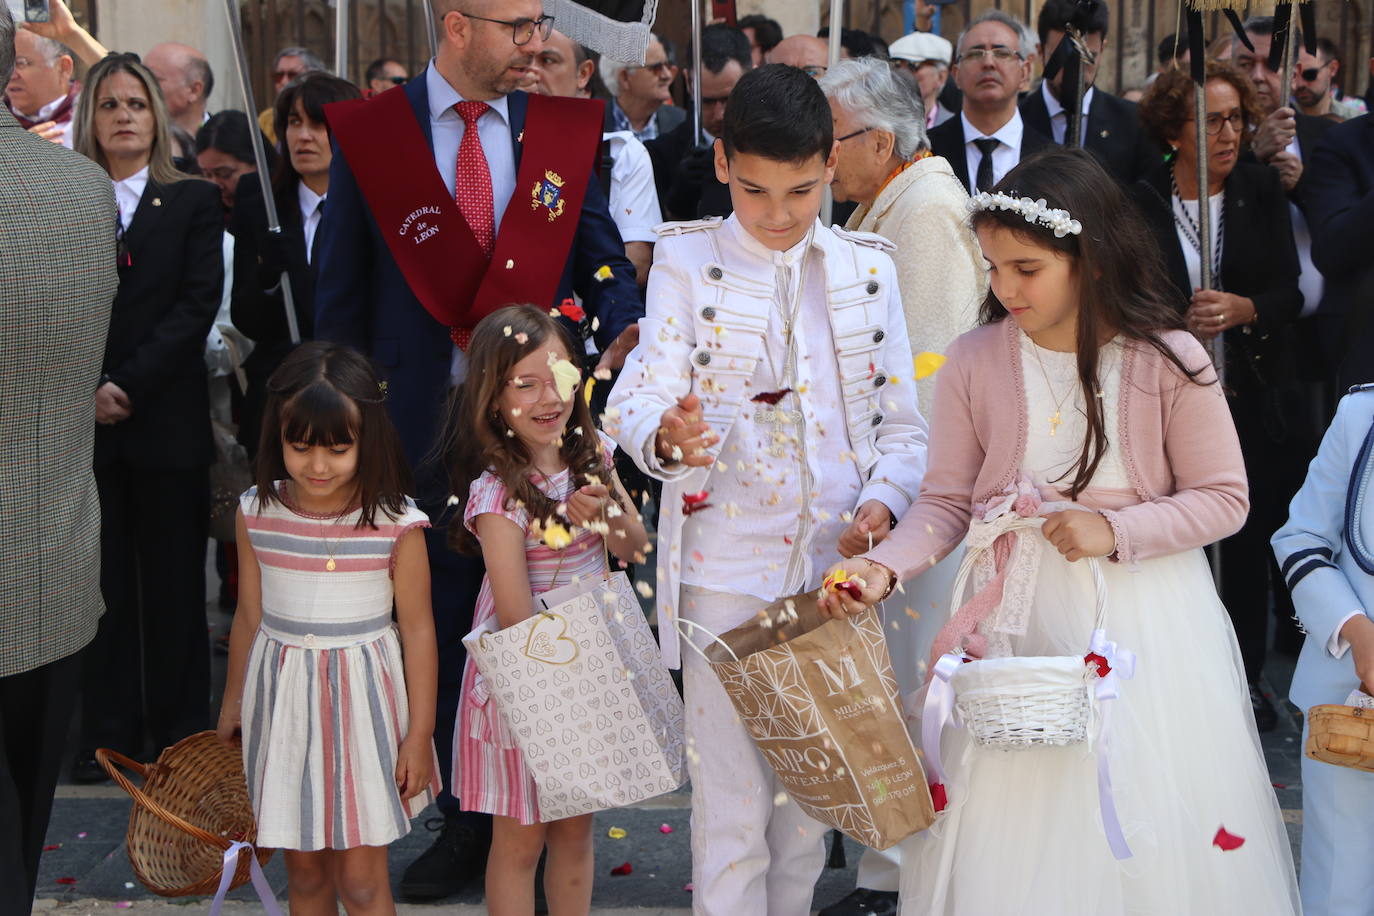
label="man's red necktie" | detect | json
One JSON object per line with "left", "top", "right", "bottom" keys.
{"left": 452, "top": 100, "right": 494, "bottom": 351}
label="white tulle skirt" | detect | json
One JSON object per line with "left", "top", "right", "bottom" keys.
{"left": 898, "top": 544, "right": 1300, "bottom": 915}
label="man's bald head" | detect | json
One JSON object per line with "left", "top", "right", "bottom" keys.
{"left": 145, "top": 41, "right": 212, "bottom": 133}
{"left": 767, "top": 35, "right": 830, "bottom": 76}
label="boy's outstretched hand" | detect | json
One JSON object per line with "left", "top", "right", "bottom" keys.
{"left": 655, "top": 393, "right": 718, "bottom": 467}
{"left": 395, "top": 735, "right": 434, "bottom": 801}
{"left": 838, "top": 500, "right": 892, "bottom": 557}
{"left": 816, "top": 558, "right": 893, "bottom": 620}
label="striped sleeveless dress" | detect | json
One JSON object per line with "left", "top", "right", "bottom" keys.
{"left": 239, "top": 483, "right": 441, "bottom": 851}
{"left": 453, "top": 446, "right": 614, "bottom": 825}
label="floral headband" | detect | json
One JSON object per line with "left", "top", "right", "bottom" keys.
{"left": 969, "top": 191, "right": 1083, "bottom": 239}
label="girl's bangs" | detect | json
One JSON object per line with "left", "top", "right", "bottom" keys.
{"left": 279, "top": 381, "right": 359, "bottom": 446}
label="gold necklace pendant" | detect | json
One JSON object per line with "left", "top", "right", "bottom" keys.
{"left": 1049, "top": 409, "right": 1062, "bottom": 437}
{"left": 326, "top": 557, "right": 337, "bottom": 572}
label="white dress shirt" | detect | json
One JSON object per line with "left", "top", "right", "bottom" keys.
{"left": 603, "top": 129, "right": 662, "bottom": 244}
{"left": 112, "top": 166, "right": 149, "bottom": 231}
{"left": 24, "top": 90, "right": 77, "bottom": 148}
{"left": 1041, "top": 80, "right": 1093, "bottom": 146}
{"left": 1285, "top": 135, "right": 1324, "bottom": 317}
{"left": 298, "top": 183, "right": 325, "bottom": 265}
{"left": 678, "top": 219, "right": 864, "bottom": 600}
{"left": 961, "top": 109, "right": 1024, "bottom": 190}
{"left": 425, "top": 62, "right": 516, "bottom": 383}
{"left": 1174, "top": 190, "right": 1224, "bottom": 292}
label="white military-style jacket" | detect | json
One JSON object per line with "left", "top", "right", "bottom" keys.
{"left": 606, "top": 215, "right": 928, "bottom": 668}
{"left": 1273, "top": 387, "right": 1374, "bottom": 711}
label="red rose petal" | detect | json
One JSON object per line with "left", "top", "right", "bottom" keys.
{"left": 683, "top": 491, "right": 712, "bottom": 516}
{"left": 837, "top": 581, "right": 863, "bottom": 600}
{"left": 56, "top": 877, "right": 78, "bottom": 885}
{"left": 750, "top": 388, "right": 792, "bottom": 405}
{"left": 558, "top": 298, "right": 586, "bottom": 322}
{"left": 1213, "top": 826, "right": 1245, "bottom": 851}
{"left": 43, "top": 844, "right": 61, "bottom": 851}
{"left": 930, "top": 782, "right": 948, "bottom": 812}
{"left": 610, "top": 861, "right": 633, "bottom": 876}
{"left": 1084, "top": 652, "right": 1111, "bottom": 678}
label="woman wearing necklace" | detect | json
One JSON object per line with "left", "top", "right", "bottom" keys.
{"left": 1133, "top": 61, "right": 1308, "bottom": 732}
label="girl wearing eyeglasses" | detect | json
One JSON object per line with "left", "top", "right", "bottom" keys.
{"left": 1133, "top": 60, "right": 1310, "bottom": 734}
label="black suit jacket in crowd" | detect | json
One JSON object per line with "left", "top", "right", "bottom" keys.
{"left": 1304, "top": 114, "right": 1374, "bottom": 388}
{"left": 1289, "top": 112, "right": 1338, "bottom": 216}
{"left": 96, "top": 176, "right": 224, "bottom": 470}
{"left": 928, "top": 112, "right": 1054, "bottom": 194}
{"left": 1020, "top": 83, "right": 1161, "bottom": 184}
{"left": 1131, "top": 160, "right": 1303, "bottom": 401}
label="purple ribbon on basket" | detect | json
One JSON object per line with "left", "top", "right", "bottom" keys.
{"left": 920, "top": 652, "right": 964, "bottom": 813}
{"left": 1089, "top": 628, "right": 1137, "bottom": 861}
{"left": 208, "top": 841, "right": 283, "bottom": 916}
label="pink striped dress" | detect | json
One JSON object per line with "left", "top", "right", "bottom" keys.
{"left": 239, "top": 483, "right": 441, "bottom": 851}
{"left": 454, "top": 452, "right": 612, "bottom": 825}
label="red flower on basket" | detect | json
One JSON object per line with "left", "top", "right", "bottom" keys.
{"left": 1084, "top": 652, "right": 1111, "bottom": 678}
{"left": 558, "top": 299, "right": 586, "bottom": 322}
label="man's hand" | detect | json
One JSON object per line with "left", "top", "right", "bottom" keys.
{"left": 25, "top": 121, "right": 63, "bottom": 143}
{"left": 594, "top": 322, "right": 640, "bottom": 375}
{"left": 655, "top": 393, "right": 717, "bottom": 467}
{"left": 1254, "top": 106, "right": 1298, "bottom": 162}
{"left": 1269, "top": 150, "right": 1303, "bottom": 192}
{"left": 1041, "top": 510, "right": 1116, "bottom": 561}
{"left": 95, "top": 381, "right": 131, "bottom": 425}
{"left": 837, "top": 500, "right": 892, "bottom": 558}
{"left": 17, "top": 0, "right": 79, "bottom": 42}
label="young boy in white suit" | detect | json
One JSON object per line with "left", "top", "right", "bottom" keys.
{"left": 1273, "top": 384, "right": 1374, "bottom": 916}
{"left": 606, "top": 64, "right": 928, "bottom": 916}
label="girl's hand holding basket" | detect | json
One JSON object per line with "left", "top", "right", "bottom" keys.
{"left": 1040, "top": 510, "right": 1116, "bottom": 562}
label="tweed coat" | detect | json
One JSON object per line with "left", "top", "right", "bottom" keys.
{"left": 0, "top": 107, "right": 118, "bottom": 677}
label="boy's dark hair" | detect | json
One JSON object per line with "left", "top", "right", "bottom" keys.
{"left": 254, "top": 341, "right": 414, "bottom": 528}
{"left": 722, "top": 63, "right": 833, "bottom": 164}
{"left": 817, "top": 26, "right": 878, "bottom": 60}
{"left": 692, "top": 23, "right": 751, "bottom": 75}
{"left": 194, "top": 110, "right": 277, "bottom": 172}
{"left": 1036, "top": 0, "right": 1109, "bottom": 44}
{"left": 272, "top": 72, "right": 361, "bottom": 199}
{"left": 364, "top": 57, "right": 403, "bottom": 84}
{"left": 738, "top": 14, "right": 783, "bottom": 53}
{"left": 971, "top": 148, "right": 1207, "bottom": 500}
{"left": 1316, "top": 36, "right": 1341, "bottom": 65}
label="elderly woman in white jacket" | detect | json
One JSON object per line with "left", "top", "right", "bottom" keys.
{"left": 817, "top": 56, "right": 988, "bottom": 916}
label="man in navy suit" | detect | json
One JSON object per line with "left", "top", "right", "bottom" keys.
{"left": 313, "top": 0, "right": 641, "bottom": 898}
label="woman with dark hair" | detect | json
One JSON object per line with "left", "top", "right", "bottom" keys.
{"left": 1133, "top": 61, "right": 1310, "bottom": 732}
{"left": 231, "top": 71, "right": 360, "bottom": 456}
{"left": 194, "top": 110, "right": 276, "bottom": 215}
{"left": 820, "top": 149, "right": 1299, "bottom": 914}
{"left": 70, "top": 52, "right": 224, "bottom": 781}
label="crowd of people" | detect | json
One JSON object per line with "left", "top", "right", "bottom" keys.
{"left": 3, "top": 0, "right": 1374, "bottom": 914}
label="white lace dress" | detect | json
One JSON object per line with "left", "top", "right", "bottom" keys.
{"left": 897, "top": 332, "right": 1300, "bottom": 914}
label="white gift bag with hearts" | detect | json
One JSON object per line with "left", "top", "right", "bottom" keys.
{"left": 462, "top": 571, "right": 688, "bottom": 821}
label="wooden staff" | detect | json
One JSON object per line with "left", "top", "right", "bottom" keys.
{"left": 222, "top": 0, "right": 301, "bottom": 345}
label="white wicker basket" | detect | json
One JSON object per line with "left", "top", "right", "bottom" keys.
{"left": 947, "top": 535, "right": 1108, "bottom": 750}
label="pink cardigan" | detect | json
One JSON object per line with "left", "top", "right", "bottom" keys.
{"left": 865, "top": 318, "right": 1249, "bottom": 579}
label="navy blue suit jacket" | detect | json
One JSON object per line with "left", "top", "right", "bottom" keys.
{"left": 314, "top": 78, "right": 642, "bottom": 482}
{"left": 1305, "top": 114, "right": 1374, "bottom": 388}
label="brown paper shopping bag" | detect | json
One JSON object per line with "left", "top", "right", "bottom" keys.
{"left": 697, "top": 592, "right": 936, "bottom": 850}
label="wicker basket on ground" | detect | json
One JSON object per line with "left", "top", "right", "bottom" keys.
{"left": 1306, "top": 704, "right": 1374, "bottom": 773}
{"left": 96, "top": 731, "right": 272, "bottom": 897}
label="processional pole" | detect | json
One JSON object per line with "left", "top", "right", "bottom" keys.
{"left": 821, "top": 0, "right": 844, "bottom": 226}
{"left": 223, "top": 0, "right": 301, "bottom": 345}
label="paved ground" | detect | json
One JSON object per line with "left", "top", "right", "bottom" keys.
{"left": 35, "top": 592, "right": 1309, "bottom": 913}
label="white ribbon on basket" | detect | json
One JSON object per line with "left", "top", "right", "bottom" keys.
{"left": 208, "top": 841, "right": 284, "bottom": 916}
{"left": 1088, "top": 628, "right": 1136, "bottom": 860}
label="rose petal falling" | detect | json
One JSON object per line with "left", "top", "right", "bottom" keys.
{"left": 558, "top": 298, "right": 586, "bottom": 322}
{"left": 1213, "top": 826, "right": 1245, "bottom": 851}
{"left": 607, "top": 826, "right": 627, "bottom": 839}
{"left": 549, "top": 358, "right": 581, "bottom": 402}
{"left": 683, "top": 491, "right": 712, "bottom": 516}
{"left": 542, "top": 521, "right": 573, "bottom": 550}
{"left": 914, "top": 351, "right": 948, "bottom": 379}
{"left": 659, "top": 823, "right": 673, "bottom": 834}
{"left": 610, "top": 861, "right": 633, "bottom": 876}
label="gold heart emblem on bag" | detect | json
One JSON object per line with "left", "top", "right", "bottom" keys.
{"left": 524, "top": 613, "right": 579, "bottom": 665}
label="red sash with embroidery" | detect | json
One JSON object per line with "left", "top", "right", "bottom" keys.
{"left": 325, "top": 89, "right": 604, "bottom": 333}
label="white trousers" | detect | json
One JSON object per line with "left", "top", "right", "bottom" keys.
{"left": 680, "top": 586, "right": 827, "bottom": 916}
{"left": 856, "top": 545, "right": 964, "bottom": 893}
{"left": 1300, "top": 722, "right": 1374, "bottom": 916}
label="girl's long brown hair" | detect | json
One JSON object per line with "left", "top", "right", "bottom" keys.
{"left": 971, "top": 148, "right": 1209, "bottom": 499}
{"left": 437, "top": 305, "right": 604, "bottom": 555}
{"left": 254, "top": 341, "right": 413, "bottom": 528}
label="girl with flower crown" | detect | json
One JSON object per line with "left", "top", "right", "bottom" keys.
{"left": 819, "top": 149, "right": 1299, "bottom": 915}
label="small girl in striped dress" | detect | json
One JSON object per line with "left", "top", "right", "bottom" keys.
{"left": 438, "top": 305, "right": 650, "bottom": 916}
{"left": 216, "top": 341, "right": 440, "bottom": 914}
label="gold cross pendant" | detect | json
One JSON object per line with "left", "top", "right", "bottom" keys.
{"left": 1048, "top": 410, "right": 1062, "bottom": 437}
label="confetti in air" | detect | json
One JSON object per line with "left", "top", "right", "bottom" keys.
{"left": 549, "top": 359, "right": 581, "bottom": 402}
{"left": 914, "top": 351, "right": 948, "bottom": 379}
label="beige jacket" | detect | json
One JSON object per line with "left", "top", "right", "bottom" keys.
{"left": 846, "top": 155, "right": 988, "bottom": 417}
